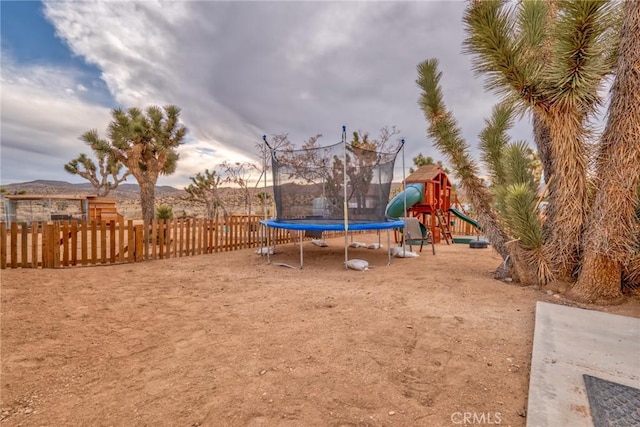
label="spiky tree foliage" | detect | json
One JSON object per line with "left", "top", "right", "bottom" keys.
{"left": 479, "top": 99, "right": 549, "bottom": 282}
{"left": 417, "top": 59, "right": 511, "bottom": 261}
{"left": 464, "top": 0, "right": 620, "bottom": 280}
{"left": 571, "top": 0, "right": 640, "bottom": 302}
{"left": 81, "top": 105, "right": 187, "bottom": 230}
{"left": 64, "top": 152, "right": 130, "bottom": 197}
{"left": 156, "top": 205, "right": 174, "bottom": 220}
{"left": 479, "top": 102, "right": 514, "bottom": 188}
{"left": 502, "top": 142, "right": 552, "bottom": 283}
{"left": 184, "top": 169, "right": 228, "bottom": 219}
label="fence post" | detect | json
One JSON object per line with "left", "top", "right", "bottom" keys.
{"left": 90, "top": 221, "right": 97, "bottom": 265}
{"left": 10, "top": 222, "right": 18, "bottom": 269}
{"left": 198, "top": 218, "right": 203, "bottom": 255}
{"left": 52, "top": 222, "right": 61, "bottom": 268}
{"left": 109, "top": 220, "right": 116, "bottom": 263}
{"left": 100, "top": 220, "right": 107, "bottom": 264}
{"left": 158, "top": 219, "right": 165, "bottom": 260}
{"left": 42, "top": 223, "right": 49, "bottom": 268}
{"left": 118, "top": 218, "right": 125, "bottom": 263}
{"left": 61, "top": 221, "right": 70, "bottom": 266}
{"left": 151, "top": 219, "right": 158, "bottom": 260}
{"left": 0, "top": 222, "right": 6, "bottom": 269}
{"left": 31, "top": 222, "right": 39, "bottom": 268}
{"left": 185, "top": 219, "right": 191, "bottom": 256}
{"left": 71, "top": 220, "right": 78, "bottom": 266}
{"left": 127, "top": 220, "right": 135, "bottom": 263}
{"left": 21, "top": 222, "right": 28, "bottom": 268}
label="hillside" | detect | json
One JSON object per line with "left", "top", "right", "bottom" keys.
{"left": 0, "top": 180, "right": 267, "bottom": 221}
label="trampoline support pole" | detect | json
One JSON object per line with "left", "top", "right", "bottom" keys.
{"left": 299, "top": 230, "right": 304, "bottom": 268}
{"left": 342, "top": 125, "right": 349, "bottom": 270}
{"left": 387, "top": 229, "right": 391, "bottom": 266}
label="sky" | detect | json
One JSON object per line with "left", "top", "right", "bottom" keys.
{"left": 1, "top": 0, "right": 536, "bottom": 189}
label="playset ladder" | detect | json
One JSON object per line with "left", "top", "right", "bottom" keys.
{"left": 436, "top": 209, "right": 453, "bottom": 244}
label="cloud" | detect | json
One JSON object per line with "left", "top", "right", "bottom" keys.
{"left": 3, "top": 2, "right": 539, "bottom": 187}
{"left": 1, "top": 59, "right": 113, "bottom": 183}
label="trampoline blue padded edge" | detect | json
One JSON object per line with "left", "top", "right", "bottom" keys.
{"left": 261, "top": 219, "right": 405, "bottom": 231}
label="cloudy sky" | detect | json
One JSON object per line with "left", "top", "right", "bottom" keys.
{"left": 1, "top": 0, "right": 535, "bottom": 189}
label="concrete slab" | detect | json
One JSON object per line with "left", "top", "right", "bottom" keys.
{"left": 527, "top": 302, "right": 640, "bottom": 427}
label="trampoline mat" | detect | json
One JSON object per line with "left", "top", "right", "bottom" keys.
{"left": 583, "top": 375, "right": 640, "bottom": 427}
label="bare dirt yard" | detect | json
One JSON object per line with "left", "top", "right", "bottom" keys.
{"left": 2, "top": 235, "right": 639, "bottom": 426}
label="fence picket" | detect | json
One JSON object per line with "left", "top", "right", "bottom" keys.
{"left": 151, "top": 220, "right": 157, "bottom": 260}
{"left": 118, "top": 219, "right": 125, "bottom": 263}
{"left": 134, "top": 225, "right": 143, "bottom": 261}
{"left": 61, "top": 221, "right": 70, "bottom": 266}
{"left": 157, "top": 219, "right": 166, "bottom": 259}
{"left": 109, "top": 221, "right": 116, "bottom": 263}
{"left": 53, "top": 222, "right": 61, "bottom": 268}
{"left": 197, "top": 219, "right": 203, "bottom": 255}
{"left": 71, "top": 220, "right": 78, "bottom": 266}
{"left": 31, "top": 222, "right": 39, "bottom": 268}
{"left": 91, "top": 221, "right": 98, "bottom": 264}
{"left": 127, "top": 221, "right": 134, "bottom": 263}
{"left": 81, "top": 221, "right": 88, "bottom": 266}
{"left": 0, "top": 223, "right": 6, "bottom": 269}
{"left": 10, "top": 223, "right": 18, "bottom": 269}
{"left": 21, "top": 223, "right": 28, "bottom": 268}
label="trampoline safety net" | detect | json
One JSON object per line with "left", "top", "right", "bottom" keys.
{"left": 267, "top": 138, "right": 400, "bottom": 224}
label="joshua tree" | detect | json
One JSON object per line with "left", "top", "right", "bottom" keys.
{"left": 81, "top": 105, "right": 187, "bottom": 229}
{"left": 418, "top": 0, "right": 640, "bottom": 303}
{"left": 418, "top": 60, "right": 552, "bottom": 284}
{"left": 184, "top": 169, "right": 228, "bottom": 219}
{"left": 463, "top": 0, "right": 620, "bottom": 281}
{"left": 571, "top": 0, "right": 640, "bottom": 302}
{"left": 64, "top": 152, "right": 130, "bottom": 197}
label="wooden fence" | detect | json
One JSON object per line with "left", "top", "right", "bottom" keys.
{"left": 0, "top": 215, "right": 478, "bottom": 269}
{"left": 0, "top": 216, "right": 294, "bottom": 269}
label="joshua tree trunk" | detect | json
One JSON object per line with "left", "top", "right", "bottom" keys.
{"left": 532, "top": 112, "right": 554, "bottom": 183}
{"left": 543, "top": 112, "right": 589, "bottom": 281}
{"left": 139, "top": 180, "right": 156, "bottom": 226}
{"left": 571, "top": 0, "right": 640, "bottom": 303}
{"left": 139, "top": 179, "right": 156, "bottom": 259}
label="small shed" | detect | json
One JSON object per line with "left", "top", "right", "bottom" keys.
{"left": 3, "top": 194, "right": 122, "bottom": 225}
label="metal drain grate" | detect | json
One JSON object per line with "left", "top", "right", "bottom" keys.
{"left": 583, "top": 375, "right": 640, "bottom": 427}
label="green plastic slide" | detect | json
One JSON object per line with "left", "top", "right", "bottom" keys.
{"left": 385, "top": 183, "right": 424, "bottom": 219}
{"left": 448, "top": 207, "right": 481, "bottom": 230}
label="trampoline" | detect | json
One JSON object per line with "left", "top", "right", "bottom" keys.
{"left": 260, "top": 126, "right": 405, "bottom": 269}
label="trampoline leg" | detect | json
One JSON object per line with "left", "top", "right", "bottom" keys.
{"left": 265, "top": 225, "right": 272, "bottom": 265}
{"left": 387, "top": 229, "right": 391, "bottom": 266}
{"left": 299, "top": 230, "right": 304, "bottom": 269}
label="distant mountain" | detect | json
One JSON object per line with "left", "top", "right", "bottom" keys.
{"left": 1, "top": 180, "right": 183, "bottom": 199}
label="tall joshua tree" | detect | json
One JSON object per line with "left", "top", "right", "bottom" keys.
{"left": 463, "top": 0, "right": 620, "bottom": 281}
{"left": 81, "top": 105, "right": 187, "bottom": 228}
{"left": 572, "top": 0, "right": 640, "bottom": 302}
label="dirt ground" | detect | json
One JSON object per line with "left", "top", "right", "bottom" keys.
{"left": 1, "top": 234, "right": 639, "bottom": 427}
